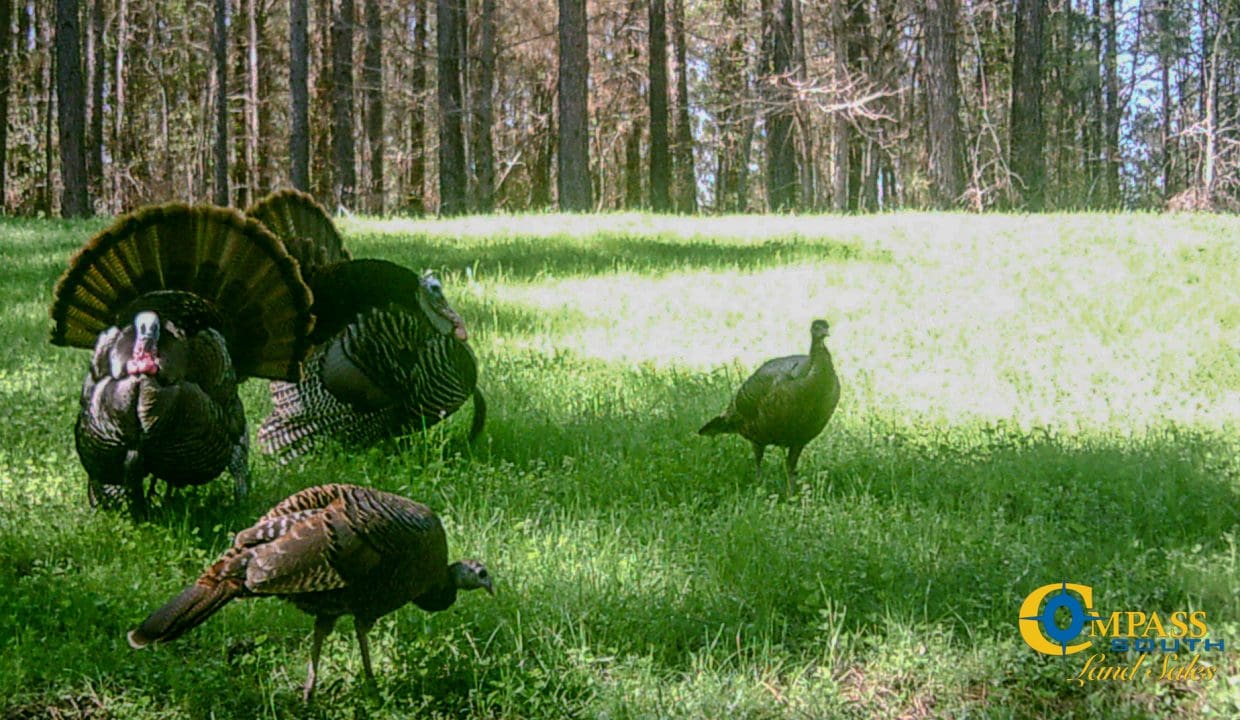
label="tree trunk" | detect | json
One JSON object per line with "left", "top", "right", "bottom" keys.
{"left": 437, "top": 0, "right": 465, "bottom": 215}
{"left": 331, "top": 0, "right": 356, "bottom": 210}
{"left": 256, "top": 1, "right": 274, "bottom": 192}
{"left": 714, "top": 0, "right": 745, "bottom": 212}
{"left": 245, "top": 0, "right": 259, "bottom": 205}
{"left": 529, "top": 76, "right": 553, "bottom": 209}
{"left": 671, "top": 0, "right": 695, "bottom": 212}
{"left": 0, "top": 0, "right": 11, "bottom": 209}
{"left": 313, "top": 0, "right": 333, "bottom": 200}
{"left": 407, "top": 0, "right": 426, "bottom": 213}
{"left": 556, "top": 0, "right": 591, "bottom": 211}
{"left": 830, "top": 4, "right": 848, "bottom": 211}
{"left": 1102, "top": 0, "right": 1119, "bottom": 205}
{"left": 763, "top": 0, "right": 797, "bottom": 211}
{"left": 1088, "top": 0, "right": 1103, "bottom": 205}
{"left": 624, "top": 117, "right": 642, "bottom": 208}
{"left": 212, "top": 0, "right": 228, "bottom": 206}
{"left": 56, "top": 0, "right": 89, "bottom": 216}
{"left": 1203, "top": 19, "right": 1223, "bottom": 196}
{"left": 1158, "top": 0, "right": 1171, "bottom": 199}
{"left": 920, "top": 0, "right": 963, "bottom": 208}
{"left": 791, "top": 0, "right": 813, "bottom": 208}
{"left": 231, "top": 4, "right": 248, "bottom": 206}
{"left": 363, "top": 0, "right": 383, "bottom": 213}
{"left": 648, "top": 0, "right": 670, "bottom": 212}
{"left": 85, "top": 0, "right": 103, "bottom": 201}
{"left": 1009, "top": 0, "right": 1046, "bottom": 209}
{"left": 290, "top": 0, "right": 310, "bottom": 191}
{"left": 44, "top": 15, "right": 54, "bottom": 216}
{"left": 472, "top": 0, "right": 495, "bottom": 211}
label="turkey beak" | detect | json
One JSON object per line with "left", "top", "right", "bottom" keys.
{"left": 482, "top": 578, "right": 495, "bottom": 596}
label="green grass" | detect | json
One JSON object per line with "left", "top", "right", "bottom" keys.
{"left": 1, "top": 211, "right": 1238, "bottom": 718}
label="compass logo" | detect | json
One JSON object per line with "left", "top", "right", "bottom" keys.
{"left": 1018, "top": 582, "right": 1103, "bottom": 655}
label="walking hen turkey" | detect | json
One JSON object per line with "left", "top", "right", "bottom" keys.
{"left": 49, "top": 204, "right": 314, "bottom": 516}
{"left": 127, "top": 483, "right": 494, "bottom": 701}
{"left": 246, "top": 189, "right": 485, "bottom": 458}
{"left": 699, "top": 319, "right": 840, "bottom": 492}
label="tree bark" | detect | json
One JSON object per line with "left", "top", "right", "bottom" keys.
{"left": 313, "top": 0, "right": 333, "bottom": 200}
{"left": 556, "top": 0, "right": 591, "bottom": 211}
{"left": 1203, "top": 17, "right": 1223, "bottom": 196}
{"left": 0, "top": 0, "right": 11, "bottom": 209}
{"left": 56, "top": 0, "right": 90, "bottom": 216}
{"left": 256, "top": 1, "right": 274, "bottom": 191}
{"left": 407, "top": 0, "right": 426, "bottom": 213}
{"left": 1157, "top": 0, "right": 1171, "bottom": 199}
{"left": 331, "top": 0, "right": 356, "bottom": 210}
{"left": 85, "top": 0, "right": 103, "bottom": 200}
{"left": 472, "top": 0, "right": 495, "bottom": 211}
{"left": 671, "top": 0, "right": 695, "bottom": 212}
{"left": 1009, "top": 0, "right": 1046, "bottom": 210}
{"left": 714, "top": 0, "right": 745, "bottom": 212}
{"left": 920, "top": 0, "right": 963, "bottom": 208}
{"left": 648, "top": 0, "right": 669, "bottom": 211}
{"left": 791, "top": 0, "right": 813, "bottom": 208}
{"left": 44, "top": 11, "right": 54, "bottom": 216}
{"left": 529, "top": 76, "right": 553, "bottom": 209}
{"left": 290, "top": 0, "right": 310, "bottom": 191}
{"left": 245, "top": 0, "right": 259, "bottom": 205}
{"left": 1102, "top": 0, "right": 1119, "bottom": 205}
{"left": 763, "top": 0, "right": 797, "bottom": 211}
{"left": 363, "top": 0, "right": 383, "bottom": 213}
{"left": 624, "top": 117, "right": 642, "bottom": 208}
{"left": 212, "top": 0, "right": 228, "bottom": 206}
{"left": 437, "top": 0, "right": 465, "bottom": 215}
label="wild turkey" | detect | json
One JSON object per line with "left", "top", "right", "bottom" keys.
{"left": 127, "top": 483, "right": 494, "bottom": 701}
{"left": 48, "top": 204, "right": 314, "bottom": 517}
{"left": 698, "top": 319, "right": 841, "bottom": 492}
{"left": 246, "top": 189, "right": 485, "bottom": 458}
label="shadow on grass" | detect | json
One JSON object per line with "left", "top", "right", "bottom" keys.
{"left": 353, "top": 232, "right": 892, "bottom": 281}
{"left": 455, "top": 353, "right": 1240, "bottom": 658}
{"left": 2, "top": 351, "right": 1237, "bottom": 717}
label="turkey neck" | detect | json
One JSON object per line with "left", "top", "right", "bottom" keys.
{"left": 807, "top": 336, "right": 834, "bottom": 379}
{"left": 412, "top": 578, "right": 457, "bottom": 612}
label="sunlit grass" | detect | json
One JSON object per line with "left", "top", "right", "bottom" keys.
{"left": 1, "top": 211, "right": 1238, "bottom": 718}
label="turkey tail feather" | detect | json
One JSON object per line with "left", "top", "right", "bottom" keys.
{"left": 468, "top": 389, "right": 487, "bottom": 444}
{"left": 127, "top": 575, "right": 244, "bottom": 648}
{"left": 698, "top": 415, "right": 737, "bottom": 436}
{"left": 49, "top": 203, "right": 314, "bottom": 381}
{"left": 246, "top": 189, "right": 350, "bottom": 277}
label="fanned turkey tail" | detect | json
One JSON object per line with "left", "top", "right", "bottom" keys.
{"left": 127, "top": 549, "right": 248, "bottom": 648}
{"left": 48, "top": 203, "right": 314, "bottom": 381}
{"left": 246, "top": 189, "right": 350, "bottom": 280}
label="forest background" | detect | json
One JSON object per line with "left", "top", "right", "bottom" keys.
{"left": 1, "top": 0, "right": 1237, "bottom": 218}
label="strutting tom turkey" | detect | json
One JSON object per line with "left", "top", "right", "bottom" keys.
{"left": 127, "top": 483, "right": 494, "bottom": 701}
{"left": 49, "top": 204, "right": 314, "bottom": 517}
{"left": 246, "top": 189, "right": 485, "bottom": 458}
{"left": 699, "top": 320, "right": 841, "bottom": 492}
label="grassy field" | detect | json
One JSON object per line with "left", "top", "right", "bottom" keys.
{"left": 0, "top": 211, "right": 1238, "bottom": 719}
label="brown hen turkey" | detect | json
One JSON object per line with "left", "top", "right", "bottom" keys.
{"left": 127, "top": 484, "right": 494, "bottom": 701}
{"left": 699, "top": 319, "right": 840, "bottom": 492}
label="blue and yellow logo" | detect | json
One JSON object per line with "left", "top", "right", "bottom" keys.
{"left": 1019, "top": 582, "right": 1226, "bottom": 686}
{"left": 1019, "top": 582, "right": 1102, "bottom": 655}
